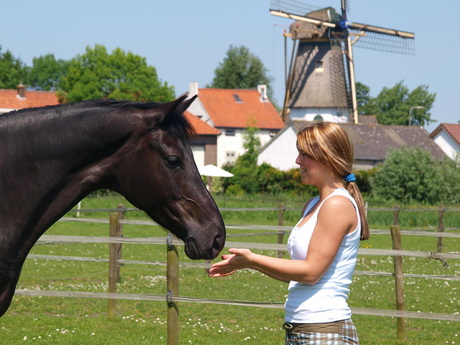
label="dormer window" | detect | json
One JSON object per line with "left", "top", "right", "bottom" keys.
{"left": 233, "top": 94, "right": 242, "bottom": 103}
{"left": 315, "top": 61, "right": 323, "bottom": 72}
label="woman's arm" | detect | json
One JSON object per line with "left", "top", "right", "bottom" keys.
{"left": 208, "top": 196, "right": 357, "bottom": 285}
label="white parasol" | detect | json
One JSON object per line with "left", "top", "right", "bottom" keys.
{"left": 198, "top": 164, "right": 234, "bottom": 177}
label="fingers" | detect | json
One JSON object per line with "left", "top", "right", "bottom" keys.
{"left": 228, "top": 248, "right": 244, "bottom": 255}
{"left": 220, "top": 254, "right": 235, "bottom": 261}
{"left": 207, "top": 266, "right": 236, "bottom": 278}
{"left": 207, "top": 248, "right": 251, "bottom": 279}
{"left": 213, "top": 271, "right": 234, "bottom": 277}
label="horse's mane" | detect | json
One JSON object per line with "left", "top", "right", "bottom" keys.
{"left": 102, "top": 99, "right": 196, "bottom": 140}
{"left": 3, "top": 99, "right": 195, "bottom": 141}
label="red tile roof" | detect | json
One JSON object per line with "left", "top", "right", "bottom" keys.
{"left": 430, "top": 123, "right": 460, "bottom": 146}
{"left": 0, "top": 89, "right": 59, "bottom": 110}
{"left": 197, "top": 88, "right": 284, "bottom": 129}
{"left": 184, "top": 111, "right": 220, "bottom": 135}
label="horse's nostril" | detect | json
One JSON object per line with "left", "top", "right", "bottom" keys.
{"left": 214, "top": 235, "right": 225, "bottom": 250}
{"left": 210, "top": 234, "right": 225, "bottom": 258}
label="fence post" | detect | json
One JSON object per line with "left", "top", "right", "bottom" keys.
{"left": 393, "top": 205, "right": 400, "bottom": 226}
{"left": 437, "top": 205, "right": 445, "bottom": 252}
{"left": 437, "top": 205, "right": 448, "bottom": 268}
{"left": 167, "top": 233, "right": 180, "bottom": 345}
{"left": 390, "top": 225, "right": 405, "bottom": 340}
{"left": 108, "top": 211, "right": 123, "bottom": 319}
{"left": 116, "top": 204, "right": 125, "bottom": 279}
{"left": 277, "top": 203, "right": 285, "bottom": 258}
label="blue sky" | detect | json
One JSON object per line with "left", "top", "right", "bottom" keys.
{"left": 2, "top": 0, "right": 459, "bottom": 132}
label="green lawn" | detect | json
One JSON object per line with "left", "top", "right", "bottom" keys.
{"left": 1, "top": 195, "right": 459, "bottom": 344}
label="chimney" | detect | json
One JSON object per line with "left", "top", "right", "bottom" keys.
{"left": 189, "top": 81, "right": 198, "bottom": 97}
{"left": 257, "top": 84, "right": 268, "bottom": 102}
{"left": 17, "top": 83, "right": 26, "bottom": 98}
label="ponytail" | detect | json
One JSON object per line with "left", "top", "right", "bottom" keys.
{"left": 345, "top": 181, "right": 369, "bottom": 240}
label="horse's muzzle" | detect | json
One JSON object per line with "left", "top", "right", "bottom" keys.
{"left": 184, "top": 233, "right": 225, "bottom": 260}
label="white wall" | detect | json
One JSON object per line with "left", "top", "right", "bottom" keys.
{"left": 257, "top": 126, "right": 299, "bottom": 171}
{"left": 191, "top": 145, "right": 205, "bottom": 167}
{"left": 289, "top": 108, "right": 349, "bottom": 123}
{"left": 433, "top": 131, "right": 460, "bottom": 160}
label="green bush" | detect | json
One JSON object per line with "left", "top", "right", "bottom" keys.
{"left": 436, "top": 157, "right": 460, "bottom": 204}
{"left": 370, "top": 147, "right": 460, "bottom": 204}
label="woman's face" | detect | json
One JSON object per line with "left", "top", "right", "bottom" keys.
{"left": 295, "top": 151, "right": 326, "bottom": 186}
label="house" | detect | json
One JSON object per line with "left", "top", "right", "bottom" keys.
{"left": 185, "top": 82, "right": 285, "bottom": 167}
{"left": 429, "top": 123, "right": 460, "bottom": 160}
{"left": 184, "top": 111, "right": 221, "bottom": 167}
{"left": 0, "top": 84, "right": 59, "bottom": 114}
{"left": 258, "top": 121, "right": 447, "bottom": 171}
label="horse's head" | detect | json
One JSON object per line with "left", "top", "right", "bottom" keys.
{"left": 107, "top": 96, "right": 225, "bottom": 260}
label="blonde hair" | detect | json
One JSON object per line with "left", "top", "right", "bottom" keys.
{"left": 297, "top": 122, "right": 369, "bottom": 240}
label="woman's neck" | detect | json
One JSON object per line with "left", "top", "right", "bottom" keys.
{"left": 317, "top": 179, "right": 345, "bottom": 201}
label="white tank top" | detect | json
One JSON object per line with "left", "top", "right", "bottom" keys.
{"left": 285, "top": 188, "right": 361, "bottom": 323}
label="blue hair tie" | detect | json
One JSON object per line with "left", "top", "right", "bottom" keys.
{"left": 344, "top": 173, "right": 356, "bottom": 183}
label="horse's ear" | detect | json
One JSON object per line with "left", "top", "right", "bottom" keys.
{"left": 145, "top": 95, "right": 197, "bottom": 127}
{"left": 177, "top": 94, "right": 197, "bottom": 113}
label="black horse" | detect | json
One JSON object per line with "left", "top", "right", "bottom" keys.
{"left": 0, "top": 95, "right": 226, "bottom": 316}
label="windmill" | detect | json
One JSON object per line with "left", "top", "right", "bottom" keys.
{"left": 270, "top": 0, "right": 415, "bottom": 123}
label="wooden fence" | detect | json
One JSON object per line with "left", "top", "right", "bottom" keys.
{"left": 15, "top": 205, "right": 460, "bottom": 344}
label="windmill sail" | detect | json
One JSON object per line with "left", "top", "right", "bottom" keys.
{"left": 270, "top": 0, "right": 415, "bottom": 123}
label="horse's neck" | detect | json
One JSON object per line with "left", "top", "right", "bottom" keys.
{"left": 4, "top": 108, "right": 131, "bottom": 160}
{"left": 0, "top": 107, "right": 131, "bottom": 212}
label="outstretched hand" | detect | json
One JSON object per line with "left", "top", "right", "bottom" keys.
{"left": 208, "top": 248, "right": 253, "bottom": 278}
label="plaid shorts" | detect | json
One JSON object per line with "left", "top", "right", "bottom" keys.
{"left": 283, "top": 319, "right": 359, "bottom": 345}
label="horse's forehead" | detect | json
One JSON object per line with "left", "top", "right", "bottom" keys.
{"left": 149, "top": 127, "right": 189, "bottom": 151}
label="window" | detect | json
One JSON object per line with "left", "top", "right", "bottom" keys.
{"left": 225, "top": 129, "right": 235, "bottom": 136}
{"left": 233, "top": 94, "right": 242, "bottom": 103}
{"left": 313, "top": 115, "right": 324, "bottom": 121}
{"left": 226, "top": 151, "right": 237, "bottom": 164}
{"left": 315, "top": 61, "right": 323, "bottom": 72}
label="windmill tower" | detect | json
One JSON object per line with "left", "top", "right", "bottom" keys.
{"left": 270, "top": 0, "right": 415, "bottom": 123}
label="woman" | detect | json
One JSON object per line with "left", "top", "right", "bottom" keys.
{"left": 208, "top": 122, "right": 369, "bottom": 344}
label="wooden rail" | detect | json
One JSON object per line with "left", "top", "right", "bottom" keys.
{"left": 19, "top": 206, "right": 460, "bottom": 343}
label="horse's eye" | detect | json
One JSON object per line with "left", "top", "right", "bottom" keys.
{"left": 165, "top": 156, "right": 181, "bottom": 169}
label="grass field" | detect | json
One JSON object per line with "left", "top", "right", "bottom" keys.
{"left": 0, "top": 194, "right": 459, "bottom": 344}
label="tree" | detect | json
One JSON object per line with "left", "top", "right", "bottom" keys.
{"left": 222, "top": 126, "right": 261, "bottom": 194}
{"left": 0, "top": 46, "right": 27, "bottom": 89}
{"left": 208, "top": 45, "right": 274, "bottom": 100}
{"left": 370, "top": 147, "right": 443, "bottom": 204}
{"left": 59, "top": 45, "right": 174, "bottom": 103}
{"left": 27, "top": 54, "right": 70, "bottom": 91}
{"left": 356, "top": 82, "right": 371, "bottom": 113}
{"left": 358, "top": 81, "right": 436, "bottom": 126}
{"left": 239, "top": 125, "right": 261, "bottom": 166}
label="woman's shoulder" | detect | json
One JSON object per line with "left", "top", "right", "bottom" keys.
{"left": 320, "top": 190, "right": 357, "bottom": 216}
{"left": 318, "top": 191, "right": 359, "bottom": 235}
